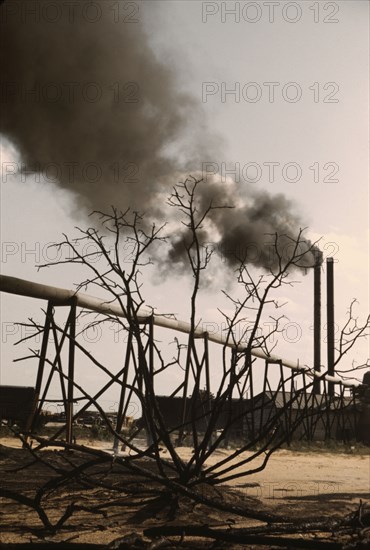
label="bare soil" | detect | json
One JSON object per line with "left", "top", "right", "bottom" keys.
{"left": 0, "top": 438, "right": 369, "bottom": 548}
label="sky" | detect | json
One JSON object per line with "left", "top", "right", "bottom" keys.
{"left": 0, "top": 0, "right": 369, "bottom": 413}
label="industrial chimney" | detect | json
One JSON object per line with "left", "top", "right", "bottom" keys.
{"left": 313, "top": 260, "right": 321, "bottom": 395}
{"left": 326, "top": 257, "right": 335, "bottom": 396}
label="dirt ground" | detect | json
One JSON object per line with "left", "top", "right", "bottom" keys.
{"left": 1, "top": 437, "right": 369, "bottom": 548}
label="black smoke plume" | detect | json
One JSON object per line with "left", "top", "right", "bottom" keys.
{"left": 0, "top": 0, "right": 321, "bottom": 271}
{"left": 167, "top": 177, "right": 321, "bottom": 271}
{"left": 0, "top": 0, "right": 209, "bottom": 214}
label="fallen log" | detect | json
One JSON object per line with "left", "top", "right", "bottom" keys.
{"left": 144, "top": 524, "right": 343, "bottom": 549}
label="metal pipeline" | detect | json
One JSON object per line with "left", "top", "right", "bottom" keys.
{"left": 0, "top": 273, "right": 358, "bottom": 388}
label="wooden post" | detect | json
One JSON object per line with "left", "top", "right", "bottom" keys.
{"left": 114, "top": 330, "right": 133, "bottom": 453}
{"left": 66, "top": 299, "right": 77, "bottom": 445}
{"left": 30, "top": 301, "right": 54, "bottom": 434}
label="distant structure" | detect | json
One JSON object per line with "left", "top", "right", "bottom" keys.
{"left": 0, "top": 386, "right": 37, "bottom": 430}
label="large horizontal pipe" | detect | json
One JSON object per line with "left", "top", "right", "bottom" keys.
{"left": 0, "top": 274, "right": 358, "bottom": 387}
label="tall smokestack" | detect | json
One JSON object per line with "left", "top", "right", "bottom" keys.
{"left": 326, "top": 257, "right": 335, "bottom": 396}
{"left": 313, "top": 261, "right": 321, "bottom": 395}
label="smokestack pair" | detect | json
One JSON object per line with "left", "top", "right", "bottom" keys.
{"left": 313, "top": 257, "right": 335, "bottom": 396}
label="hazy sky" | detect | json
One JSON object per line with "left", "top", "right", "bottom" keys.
{"left": 1, "top": 1, "right": 369, "bottom": 410}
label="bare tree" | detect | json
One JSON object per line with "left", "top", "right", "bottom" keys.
{"left": 165, "top": 178, "right": 325, "bottom": 484}
{"left": 334, "top": 299, "right": 370, "bottom": 379}
{"left": 2, "top": 179, "right": 369, "bottom": 543}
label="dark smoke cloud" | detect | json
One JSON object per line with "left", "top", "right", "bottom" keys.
{"left": 0, "top": 0, "right": 211, "bottom": 214}
{"left": 166, "top": 177, "right": 322, "bottom": 271}
{"left": 0, "top": 0, "right": 321, "bottom": 272}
